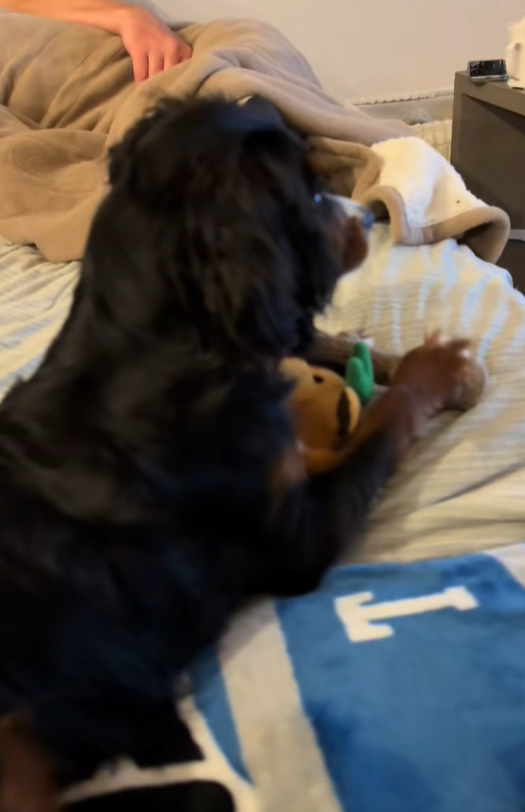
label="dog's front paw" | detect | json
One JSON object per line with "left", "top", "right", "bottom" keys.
{"left": 391, "top": 331, "right": 486, "bottom": 416}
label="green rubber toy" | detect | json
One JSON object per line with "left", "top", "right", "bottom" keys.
{"left": 345, "top": 342, "right": 374, "bottom": 407}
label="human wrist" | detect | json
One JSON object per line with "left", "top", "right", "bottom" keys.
{"left": 102, "top": 3, "right": 139, "bottom": 35}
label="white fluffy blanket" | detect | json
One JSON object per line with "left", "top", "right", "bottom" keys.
{"left": 363, "top": 136, "right": 508, "bottom": 261}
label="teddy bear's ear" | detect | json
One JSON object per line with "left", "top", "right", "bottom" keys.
{"left": 280, "top": 357, "right": 311, "bottom": 382}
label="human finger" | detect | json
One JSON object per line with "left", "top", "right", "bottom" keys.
{"left": 148, "top": 52, "right": 165, "bottom": 79}
{"left": 131, "top": 51, "right": 148, "bottom": 84}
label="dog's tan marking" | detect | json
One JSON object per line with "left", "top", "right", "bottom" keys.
{"left": 0, "top": 713, "right": 58, "bottom": 812}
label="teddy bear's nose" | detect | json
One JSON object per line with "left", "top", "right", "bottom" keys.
{"left": 337, "top": 391, "right": 351, "bottom": 437}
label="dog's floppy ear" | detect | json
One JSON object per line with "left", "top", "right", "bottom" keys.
{"left": 168, "top": 114, "right": 309, "bottom": 356}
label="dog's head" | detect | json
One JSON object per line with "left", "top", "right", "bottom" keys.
{"left": 90, "top": 97, "right": 371, "bottom": 360}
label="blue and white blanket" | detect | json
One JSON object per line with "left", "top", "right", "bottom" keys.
{"left": 64, "top": 547, "right": 525, "bottom": 812}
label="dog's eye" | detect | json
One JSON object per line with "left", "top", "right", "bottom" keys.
{"left": 313, "top": 193, "right": 324, "bottom": 205}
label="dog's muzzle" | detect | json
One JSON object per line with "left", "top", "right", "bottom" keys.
{"left": 328, "top": 196, "right": 375, "bottom": 230}
{"left": 356, "top": 206, "right": 375, "bottom": 231}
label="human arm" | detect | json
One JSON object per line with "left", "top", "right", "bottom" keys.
{"left": 0, "top": 0, "right": 192, "bottom": 82}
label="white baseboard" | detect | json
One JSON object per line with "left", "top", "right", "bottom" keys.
{"left": 347, "top": 87, "right": 453, "bottom": 107}
{"left": 346, "top": 92, "right": 454, "bottom": 124}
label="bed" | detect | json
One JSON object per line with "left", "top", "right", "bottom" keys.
{"left": 2, "top": 221, "right": 525, "bottom": 812}
{"left": 0, "top": 10, "right": 524, "bottom": 810}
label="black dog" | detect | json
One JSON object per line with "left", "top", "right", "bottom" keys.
{"left": 0, "top": 98, "right": 474, "bottom": 811}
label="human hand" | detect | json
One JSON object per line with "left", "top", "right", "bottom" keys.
{"left": 119, "top": 6, "right": 192, "bottom": 83}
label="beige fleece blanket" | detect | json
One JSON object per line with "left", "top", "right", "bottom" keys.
{"left": 0, "top": 12, "right": 510, "bottom": 262}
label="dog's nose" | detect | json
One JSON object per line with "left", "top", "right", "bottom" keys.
{"left": 329, "top": 196, "right": 375, "bottom": 230}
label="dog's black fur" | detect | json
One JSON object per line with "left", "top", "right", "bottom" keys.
{"left": 0, "top": 99, "right": 396, "bottom": 794}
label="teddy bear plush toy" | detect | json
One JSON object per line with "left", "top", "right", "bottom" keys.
{"left": 281, "top": 338, "right": 487, "bottom": 476}
{"left": 280, "top": 343, "right": 374, "bottom": 476}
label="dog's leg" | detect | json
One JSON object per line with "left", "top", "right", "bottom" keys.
{"left": 309, "top": 330, "right": 399, "bottom": 385}
{"left": 26, "top": 695, "right": 195, "bottom": 797}
{"left": 266, "top": 430, "right": 395, "bottom": 596}
{"left": 267, "top": 335, "right": 479, "bottom": 596}
{"left": 0, "top": 713, "right": 57, "bottom": 812}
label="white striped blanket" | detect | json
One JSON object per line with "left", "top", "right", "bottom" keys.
{"left": 2, "top": 223, "right": 521, "bottom": 563}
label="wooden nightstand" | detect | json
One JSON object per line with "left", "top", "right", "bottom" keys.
{"left": 451, "top": 71, "right": 525, "bottom": 290}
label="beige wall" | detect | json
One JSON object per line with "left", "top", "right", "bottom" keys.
{"left": 151, "top": 0, "right": 524, "bottom": 101}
